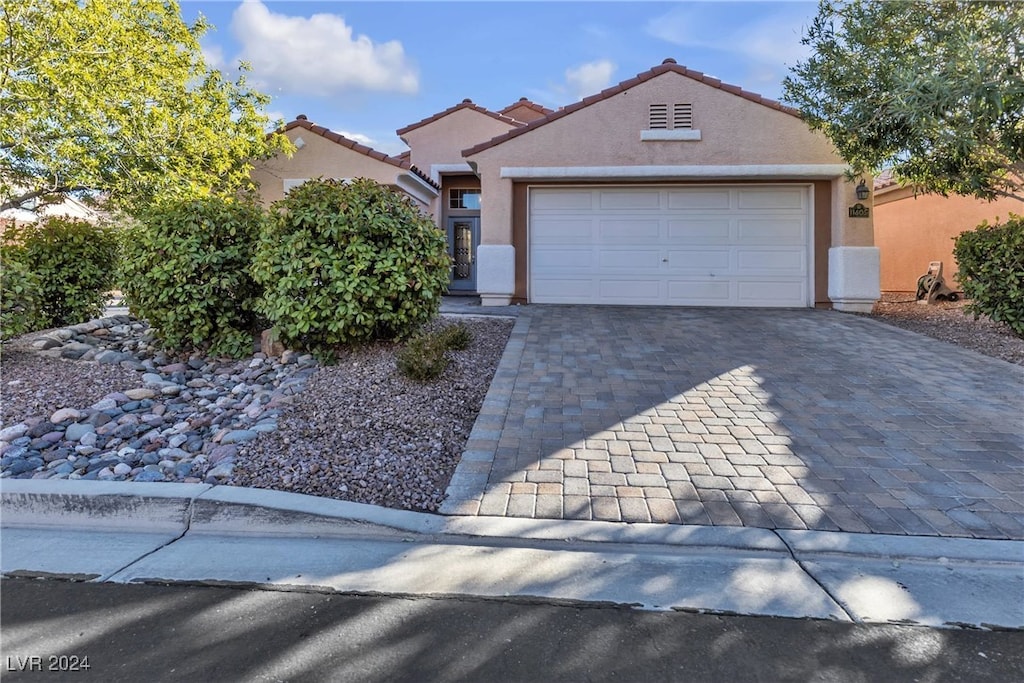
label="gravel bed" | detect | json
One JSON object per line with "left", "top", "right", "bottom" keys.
{"left": 231, "top": 317, "right": 515, "bottom": 511}
{"left": 863, "top": 293, "right": 1024, "bottom": 366}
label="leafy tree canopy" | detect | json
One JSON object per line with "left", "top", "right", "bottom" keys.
{"left": 0, "top": 0, "right": 292, "bottom": 216}
{"left": 784, "top": 0, "right": 1023, "bottom": 201}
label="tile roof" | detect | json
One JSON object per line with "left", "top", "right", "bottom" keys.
{"left": 274, "top": 116, "right": 438, "bottom": 189}
{"left": 396, "top": 99, "right": 524, "bottom": 138}
{"left": 499, "top": 97, "right": 555, "bottom": 120}
{"left": 873, "top": 168, "right": 898, "bottom": 191}
{"left": 463, "top": 59, "right": 803, "bottom": 157}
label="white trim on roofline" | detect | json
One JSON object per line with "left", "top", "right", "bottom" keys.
{"left": 500, "top": 164, "right": 849, "bottom": 180}
{"left": 396, "top": 172, "right": 440, "bottom": 205}
{"left": 430, "top": 163, "right": 475, "bottom": 183}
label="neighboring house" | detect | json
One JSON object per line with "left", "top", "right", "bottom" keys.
{"left": 250, "top": 115, "right": 440, "bottom": 209}
{"left": 0, "top": 192, "right": 103, "bottom": 227}
{"left": 252, "top": 59, "right": 880, "bottom": 311}
{"left": 872, "top": 170, "right": 1023, "bottom": 293}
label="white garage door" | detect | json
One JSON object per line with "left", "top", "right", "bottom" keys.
{"left": 529, "top": 186, "right": 812, "bottom": 307}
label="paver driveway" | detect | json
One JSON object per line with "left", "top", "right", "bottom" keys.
{"left": 442, "top": 306, "right": 1024, "bottom": 539}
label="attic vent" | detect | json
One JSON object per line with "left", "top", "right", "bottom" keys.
{"left": 648, "top": 104, "right": 669, "bottom": 129}
{"left": 673, "top": 103, "right": 693, "bottom": 129}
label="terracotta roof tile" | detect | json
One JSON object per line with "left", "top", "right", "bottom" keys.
{"left": 498, "top": 97, "right": 555, "bottom": 119}
{"left": 462, "top": 59, "right": 802, "bottom": 157}
{"left": 873, "top": 168, "right": 898, "bottom": 191}
{"left": 271, "top": 117, "right": 439, "bottom": 190}
{"left": 396, "top": 99, "right": 524, "bottom": 138}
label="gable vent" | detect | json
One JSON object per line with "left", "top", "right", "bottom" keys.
{"left": 648, "top": 104, "right": 669, "bottom": 129}
{"left": 673, "top": 103, "right": 693, "bottom": 129}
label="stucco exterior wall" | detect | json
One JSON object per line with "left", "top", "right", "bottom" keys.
{"left": 402, "top": 107, "right": 517, "bottom": 174}
{"left": 251, "top": 128, "right": 403, "bottom": 207}
{"left": 874, "top": 188, "right": 1022, "bottom": 291}
{"left": 467, "top": 71, "right": 850, "bottom": 247}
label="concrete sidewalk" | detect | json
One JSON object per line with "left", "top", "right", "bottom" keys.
{"left": 2, "top": 479, "right": 1022, "bottom": 630}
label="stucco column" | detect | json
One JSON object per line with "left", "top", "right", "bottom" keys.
{"left": 477, "top": 172, "right": 515, "bottom": 306}
{"left": 828, "top": 177, "right": 880, "bottom": 312}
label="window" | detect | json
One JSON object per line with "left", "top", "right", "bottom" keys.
{"left": 449, "top": 188, "right": 481, "bottom": 210}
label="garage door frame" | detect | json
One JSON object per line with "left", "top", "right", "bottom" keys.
{"left": 526, "top": 182, "right": 816, "bottom": 307}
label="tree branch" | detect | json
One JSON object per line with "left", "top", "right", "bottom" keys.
{"left": 0, "top": 185, "right": 92, "bottom": 213}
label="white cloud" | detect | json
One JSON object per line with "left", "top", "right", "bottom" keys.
{"left": 201, "top": 42, "right": 226, "bottom": 72}
{"left": 646, "top": 5, "right": 813, "bottom": 71}
{"left": 564, "top": 60, "right": 616, "bottom": 100}
{"left": 337, "top": 130, "right": 375, "bottom": 147}
{"left": 230, "top": 0, "right": 418, "bottom": 97}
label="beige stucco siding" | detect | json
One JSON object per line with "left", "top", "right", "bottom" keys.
{"left": 467, "top": 71, "right": 854, "bottom": 247}
{"left": 251, "top": 128, "right": 404, "bottom": 206}
{"left": 402, "top": 107, "right": 517, "bottom": 174}
{"left": 874, "top": 188, "right": 1022, "bottom": 291}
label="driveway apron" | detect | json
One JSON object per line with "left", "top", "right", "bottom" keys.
{"left": 442, "top": 306, "right": 1024, "bottom": 539}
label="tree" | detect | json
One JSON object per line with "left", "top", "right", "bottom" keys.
{"left": 783, "top": 1, "right": 1024, "bottom": 201}
{"left": 0, "top": 0, "right": 291, "bottom": 216}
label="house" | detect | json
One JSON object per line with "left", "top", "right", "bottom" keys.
{"left": 252, "top": 59, "right": 880, "bottom": 311}
{"left": 872, "top": 170, "right": 1023, "bottom": 293}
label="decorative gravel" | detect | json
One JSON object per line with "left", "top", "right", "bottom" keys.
{"left": 864, "top": 293, "right": 1024, "bottom": 366}
{"left": 1, "top": 314, "right": 514, "bottom": 512}
{"left": 231, "top": 317, "right": 515, "bottom": 511}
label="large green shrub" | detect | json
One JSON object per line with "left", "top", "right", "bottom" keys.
{"left": 953, "top": 214, "right": 1024, "bottom": 337}
{"left": 121, "top": 196, "right": 266, "bottom": 357}
{"left": 0, "top": 250, "right": 42, "bottom": 340}
{"left": 253, "top": 178, "right": 451, "bottom": 359}
{"left": 3, "top": 217, "right": 119, "bottom": 329}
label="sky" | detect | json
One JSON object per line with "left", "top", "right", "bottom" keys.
{"left": 183, "top": 1, "right": 820, "bottom": 156}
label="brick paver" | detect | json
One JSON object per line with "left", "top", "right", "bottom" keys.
{"left": 442, "top": 306, "right": 1024, "bottom": 539}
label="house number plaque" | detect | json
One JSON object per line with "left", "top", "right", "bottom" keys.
{"left": 848, "top": 203, "right": 870, "bottom": 218}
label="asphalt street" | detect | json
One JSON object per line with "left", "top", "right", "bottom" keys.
{"left": 2, "top": 578, "right": 1022, "bottom": 682}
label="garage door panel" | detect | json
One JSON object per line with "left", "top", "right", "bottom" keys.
{"left": 530, "top": 186, "right": 811, "bottom": 307}
{"left": 532, "top": 191, "right": 593, "bottom": 210}
{"left": 737, "top": 219, "right": 806, "bottom": 244}
{"left": 531, "top": 278, "right": 595, "bottom": 303}
{"left": 666, "top": 249, "right": 730, "bottom": 271}
{"left": 531, "top": 219, "right": 593, "bottom": 244}
{"left": 599, "top": 220, "right": 660, "bottom": 241}
{"left": 598, "top": 279, "right": 662, "bottom": 300}
{"left": 668, "top": 190, "right": 731, "bottom": 210}
{"left": 666, "top": 280, "right": 731, "bottom": 302}
{"left": 737, "top": 187, "right": 805, "bottom": 210}
{"left": 598, "top": 250, "right": 662, "bottom": 269}
{"left": 667, "top": 219, "right": 732, "bottom": 243}
{"left": 599, "top": 190, "right": 661, "bottom": 210}
{"left": 533, "top": 249, "right": 593, "bottom": 269}
{"left": 736, "top": 248, "right": 806, "bottom": 273}
{"left": 737, "top": 280, "right": 807, "bottom": 306}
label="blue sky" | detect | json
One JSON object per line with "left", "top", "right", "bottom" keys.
{"left": 183, "top": 1, "right": 819, "bottom": 155}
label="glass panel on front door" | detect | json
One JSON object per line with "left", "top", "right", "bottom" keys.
{"left": 454, "top": 221, "right": 473, "bottom": 280}
{"left": 447, "top": 216, "right": 479, "bottom": 292}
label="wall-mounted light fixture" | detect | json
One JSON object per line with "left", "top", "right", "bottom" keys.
{"left": 855, "top": 179, "right": 870, "bottom": 201}
{"left": 294, "top": 137, "right": 306, "bottom": 150}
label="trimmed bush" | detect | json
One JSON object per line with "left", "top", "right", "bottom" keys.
{"left": 121, "top": 196, "right": 266, "bottom": 357}
{"left": 0, "top": 250, "right": 41, "bottom": 340}
{"left": 253, "top": 178, "right": 451, "bottom": 361}
{"left": 396, "top": 323, "right": 474, "bottom": 381}
{"left": 3, "top": 217, "right": 119, "bottom": 329}
{"left": 436, "top": 322, "right": 472, "bottom": 350}
{"left": 953, "top": 214, "right": 1024, "bottom": 337}
{"left": 396, "top": 333, "right": 450, "bottom": 381}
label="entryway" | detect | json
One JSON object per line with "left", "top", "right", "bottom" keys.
{"left": 447, "top": 216, "right": 479, "bottom": 293}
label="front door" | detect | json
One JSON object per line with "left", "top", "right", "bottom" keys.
{"left": 447, "top": 216, "right": 479, "bottom": 292}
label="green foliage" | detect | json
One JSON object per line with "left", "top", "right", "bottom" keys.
{"left": 3, "top": 217, "right": 119, "bottom": 329}
{"left": 436, "top": 322, "right": 473, "bottom": 351}
{"left": 396, "top": 323, "right": 474, "bottom": 382}
{"left": 253, "top": 178, "right": 451, "bottom": 360}
{"left": 0, "top": 0, "right": 292, "bottom": 217}
{"left": 0, "top": 250, "right": 41, "bottom": 340}
{"left": 783, "top": 1, "right": 1024, "bottom": 201}
{"left": 121, "top": 196, "right": 266, "bottom": 357}
{"left": 953, "top": 214, "right": 1024, "bottom": 337}
{"left": 396, "top": 333, "right": 450, "bottom": 382}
